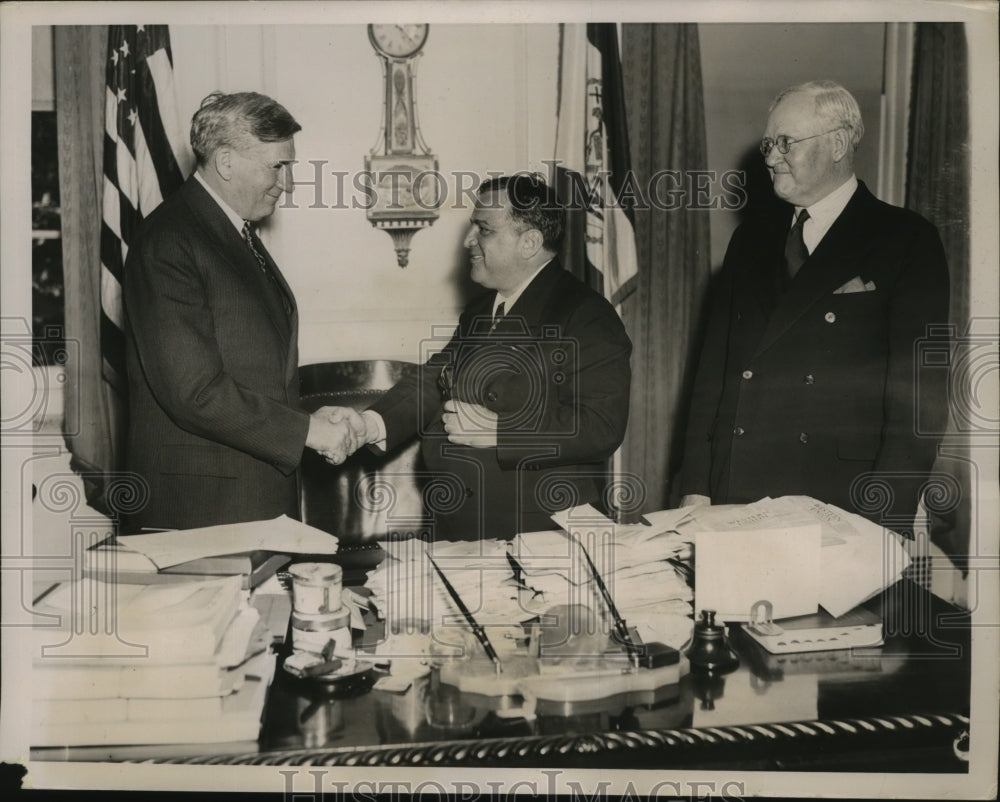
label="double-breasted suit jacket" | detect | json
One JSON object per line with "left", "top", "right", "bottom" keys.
{"left": 123, "top": 176, "right": 309, "bottom": 532}
{"left": 680, "top": 182, "right": 950, "bottom": 525}
{"left": 370, "top": 260, "right": 633, "bottom": 540}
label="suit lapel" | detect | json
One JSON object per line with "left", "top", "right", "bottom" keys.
{"left": 182, "top": 178, "right": 294, "bottom": 350}
{"left": 455, "top": 261, "right": 563, "bottom": 387}
{"left": 736, "top": 211, "right": 792, "bottom": 322}
{"left": 754, "top": 184, "right": 878, "bottom": 357}
{"left": 463, "top": 260, "right": 564, "bottom": 339}
{"left": 499, "top": 260, "right": 564, "bottom": 329}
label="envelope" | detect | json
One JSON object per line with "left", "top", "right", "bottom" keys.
{"left": 833, "top": 276, "right": 876, "bottom": 294}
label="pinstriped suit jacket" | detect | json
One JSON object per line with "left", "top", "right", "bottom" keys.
{"left": 122, "top": 175, "right": 309, "bottom": 532}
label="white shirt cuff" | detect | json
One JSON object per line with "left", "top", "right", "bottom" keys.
{"left": 362, "top": 409, "right": 387, "bottom": 452}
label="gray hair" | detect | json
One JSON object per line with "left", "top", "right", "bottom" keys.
{"left": 190, "top": 91, "right": 301, "bottom": 165}
{"left": 770, "top": 80, "right": 865, "bottom": 150}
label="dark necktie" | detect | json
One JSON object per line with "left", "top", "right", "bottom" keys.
{"left": 784, "top": 209, "right": 811, "bottom": 279}
{"left": 242, "top": 221, "right": 290, "bottom": 314}
{"left": 489, "top": 301, "right": 505, "bottom": 333}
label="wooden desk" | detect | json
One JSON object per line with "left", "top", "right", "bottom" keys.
{"left": 32, "top": 578, "right": 970, "bottom": 771}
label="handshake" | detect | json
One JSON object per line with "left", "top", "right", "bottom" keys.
{"left": 305, "top": 406, "right": 378, "bottom": 466}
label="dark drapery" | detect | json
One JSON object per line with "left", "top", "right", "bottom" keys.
{"left": 56, "top": 26, "right": 124, "bottom": 516}
{"left": 905, "top": 22, "right": 971, "bottom": 573}
{"left": 619, "top": 24, "right": 711, "bottom": 511}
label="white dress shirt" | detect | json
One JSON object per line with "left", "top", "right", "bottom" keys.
{"left": 795, "top": 174, "right": 859, "bottom": 254}
{"left": 194, "top": 170, "right": 246, "bottom": 233}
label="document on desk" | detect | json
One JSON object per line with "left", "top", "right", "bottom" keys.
{"left": 114, "top": 515, "right": 339, "bottom": 570}
{"left": 695, "top": 524, "right": 821, "bottom": 621}
{"left": 550, "top": 503, "right": 694, "bottom": 538}
{"left": 681, "top": 497, "right": 910, "bottom": 619}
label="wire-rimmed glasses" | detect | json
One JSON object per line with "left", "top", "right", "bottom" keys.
{"left": 760, "top": 127, "right": 843, "bottom": 157}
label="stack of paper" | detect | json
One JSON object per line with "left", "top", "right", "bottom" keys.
{"left": 679, "top": 496, "right": 910, "bottom": 619}
{"left": 83, "top": 515, "right": 338, "bottom": 588}
{"left": 31, "top": 575, "right": 275, "bottom": 747}
{"left": 512, "top": 505, "right": 695, "bottom": 648}
{"left": 366, "top": 537, "right": 527, "bottom": 632}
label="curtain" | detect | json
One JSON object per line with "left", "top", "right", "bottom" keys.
{"left": 56, "top": 26, "right": 123, "bottom": 516}
{"left": 619, "top": 24, "right": 711, "bottom": 512}
{"left": 905, "top": 22, "right": 971, "bottom": 573}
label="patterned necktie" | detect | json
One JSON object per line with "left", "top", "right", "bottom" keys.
{"left": 242, "top": 221, "right": 290, "bottom": 314}
{"left": 489, "top": 301, "right": 505, "bottom": 333}
{"left": 784, "top": 209, "right": 811, "bottom": 279}
{"left": 242, "top": 221, "right": 269, "bottom": 275}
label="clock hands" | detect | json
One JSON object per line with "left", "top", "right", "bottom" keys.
{"left": 393, "top": 25, "right": 419, "bottom": 46}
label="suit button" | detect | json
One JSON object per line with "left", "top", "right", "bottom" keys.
{"left": 486, "top": 391, "right": 498, "bottom": 403}
{"left": 464, "top": 487, "right": 474, "bottom": 498}
{"left": 742, "top": 370, "right": 753, "bottom": 380}
{"left": 799, "top": 432, "right": 809, "bottom": 443}
{"left": 804, "top": 374, "right": 814, "bottom": 384}
{"left": 734, "top": 426, "right": 745, "bottom": 437}
{"left": 824, "top": 312, "right": 837, "bottom": 323}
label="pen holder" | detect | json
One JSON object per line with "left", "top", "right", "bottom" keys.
{"left": 684, "top": 610, "right": 739, "bottom": 675}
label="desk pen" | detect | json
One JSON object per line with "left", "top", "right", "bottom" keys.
{"left": 427, "top": 555, "right": 502, "bottom": 675}
{"left": 576, "top": 540, "right": 640, "bottom": 668}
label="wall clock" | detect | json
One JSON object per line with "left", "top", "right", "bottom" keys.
{"left": 368, "top": 24, "right": 429, "bottom": 59}
{"left": 364, "top": 23, "right": 439, "bottom": 267}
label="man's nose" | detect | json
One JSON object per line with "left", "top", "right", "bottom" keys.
{"left": 764, "top": 145, "right": 783, "bottom": 169}
{"left": 463, "top": 226, "right": 477, "bottom": 248}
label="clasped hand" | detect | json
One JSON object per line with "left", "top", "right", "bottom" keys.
{"left": 306, "top": 406, "right": 370, "bottom": 465}
{"left": 442, "top": 399, "right": 498, "bottom": 448}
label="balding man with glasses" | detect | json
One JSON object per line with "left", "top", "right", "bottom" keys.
{"left": 678, "top": 81, "right": 950, "bottom": 535}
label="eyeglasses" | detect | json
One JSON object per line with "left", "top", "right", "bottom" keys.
{"left": 759, "top": 127, "right": 843, "bottom": 157}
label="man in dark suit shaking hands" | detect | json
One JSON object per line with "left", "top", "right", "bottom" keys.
{"left": 123, "top": 92, "right": 361, "bottom": 533}
{"left": 679, "top": 81, "right": 950, "bottom": 533}
{"left": 341, "top": 175, "right": 633, "bottom": 540}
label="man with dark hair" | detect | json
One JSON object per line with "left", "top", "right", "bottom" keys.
{"left": 123, "top": 91, "right": 360, "bottom": 532}
{"left": 340, "top": 174, "right": 633, "bottom": 540}
{"left": 678, "top": 81, "right": 949, "bottom": 532}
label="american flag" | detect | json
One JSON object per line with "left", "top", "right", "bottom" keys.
{"left": 102, "top": 25, "right": 192, "bottom": 388}
{"left": 553, "top": 23, "right": 639, "bottom": 307}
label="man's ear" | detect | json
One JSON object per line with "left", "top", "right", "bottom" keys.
{"left": 214, "top": 148, "right": 234, "bottom": 181}
{"left": 830, "top": 128, "right": 852, "bottom": 163}
{"left": 519, "top": 228, "right": 544, "bottom": 259}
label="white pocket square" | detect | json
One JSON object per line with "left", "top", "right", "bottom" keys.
{"left": 833, "top": 276, "right": 876, "bottom": 294}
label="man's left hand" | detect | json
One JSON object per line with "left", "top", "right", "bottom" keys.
{"left": 442, "top": 400, "right": 498, "bottom": 448}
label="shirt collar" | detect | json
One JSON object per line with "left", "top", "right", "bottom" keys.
{"left": 797, "top": 174, "right": 858, "bottom": 228}
{"left": 494, "top": 258, "right": 553, "bottom": 316}
{"left": 194, "top": 170, "right": 246, "bottom": 233}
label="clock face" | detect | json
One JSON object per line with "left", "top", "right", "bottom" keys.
{"left": 368, "top": 24, "right": 429, "bottom": 59}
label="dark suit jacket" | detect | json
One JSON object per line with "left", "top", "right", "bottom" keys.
{"left": 679, "top": 182, "right": 949, "bottom": 526}
{"left": 122, "top": 176, "right": 310, "bottom": 532}
{"left": 370, "top": 260, "right": 633, "bottom": 540}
